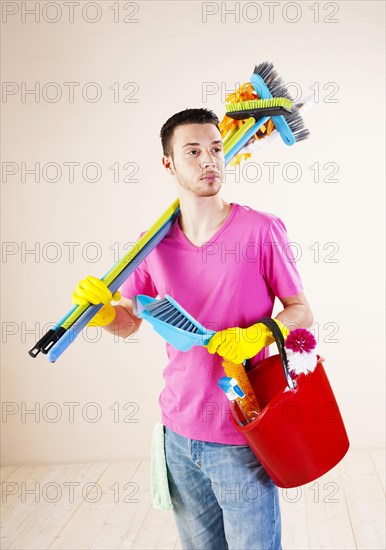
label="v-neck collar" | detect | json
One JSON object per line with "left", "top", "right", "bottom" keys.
{"left": 174, "top": 202, "right": 238, "bottom": 251}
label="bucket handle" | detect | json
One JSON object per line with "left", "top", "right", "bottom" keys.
{"left": 245, "top": 317, "right": 297, "bottom": 390}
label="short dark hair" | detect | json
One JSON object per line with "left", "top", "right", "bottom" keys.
{"left": 160, "top": 108, "right": 220, "bottom": 158}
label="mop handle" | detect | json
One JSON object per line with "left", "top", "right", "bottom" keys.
{"left": 29, "top": 199, "right": 180, "bottom": 357}
{"left": 224, "top": 116, "right": 270, "bottom": 165}
{"left": 46, "top": 211, "right": 180, "bottom": 362}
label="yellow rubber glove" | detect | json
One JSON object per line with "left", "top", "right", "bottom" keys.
{"left": 72, "top": 275, "right": 121, "bottom": 327}
{"left": 206, "top": 320, "right": 289, "bottom": 364}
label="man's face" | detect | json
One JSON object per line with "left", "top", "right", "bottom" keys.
{"left": 163, "top": 123, "right": 225, "bottom": 197}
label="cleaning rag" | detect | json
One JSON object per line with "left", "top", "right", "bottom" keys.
{"left": 151, "top": 422, "right": 173, "bottom": 510}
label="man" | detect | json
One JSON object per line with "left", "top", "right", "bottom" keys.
{"left": 73, "top": 108, "right": 313, "bottom": 549}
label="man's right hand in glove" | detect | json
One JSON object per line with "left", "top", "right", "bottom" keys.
{"left": 72, "top": 275, "right": 121, "bottom": 327}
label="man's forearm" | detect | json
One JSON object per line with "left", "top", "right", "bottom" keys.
{"left": 102, "top": 305, "right": 140, "bottom": 339}
{"left": 274, "top": 304, "right": 313, "bottom": 331}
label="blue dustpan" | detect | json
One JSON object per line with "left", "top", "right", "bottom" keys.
{"left": 133, "top": 294, "right": 215, "bottom": 352}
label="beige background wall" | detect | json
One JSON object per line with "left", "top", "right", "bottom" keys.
{"left": 1, "top": 0, "right": 384, "bottom": 464}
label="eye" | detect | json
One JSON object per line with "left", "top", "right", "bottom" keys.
{"left": 213, "top": 147, "right": 222, "bottom": 153}
{"left": 188, "top": 150, "right": 199, "bottom": 155}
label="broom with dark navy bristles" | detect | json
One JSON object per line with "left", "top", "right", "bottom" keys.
{"left": 133, "top": 294, "right": 262, "bottom": 417}
{"left": 221, "top": 62, "right": 310, "bottom": 165}
{"left": 250, "top": 61, "right": 310, "bottom": 145}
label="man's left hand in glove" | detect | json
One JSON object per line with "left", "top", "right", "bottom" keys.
{"left": 206, "top": 319, "right": 289, "bottom": 364}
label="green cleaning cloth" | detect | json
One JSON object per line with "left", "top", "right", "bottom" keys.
{"left": 151, "top": 422, "right": 173, "bottom": 510}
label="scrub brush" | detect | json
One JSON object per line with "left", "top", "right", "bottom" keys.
{"left": 285, "top": 328, "right": 318, "bottom": 375}
{"left": 223, "top": 97, "right": 294, "bottom": 164}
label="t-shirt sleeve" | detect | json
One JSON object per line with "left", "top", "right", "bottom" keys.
{"left": 118, "top": 232, "right": 158, "bottom": 300}
{"left": 261, "top": 216, "right": 303, "bottom": 298}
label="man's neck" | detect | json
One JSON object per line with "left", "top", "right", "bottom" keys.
{"left": 178, "top": 195, "right": 232, "bottom": 245}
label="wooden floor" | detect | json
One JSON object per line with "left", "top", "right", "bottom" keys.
{"left": 1, "top": 449, "right": 384, "bottom": 549}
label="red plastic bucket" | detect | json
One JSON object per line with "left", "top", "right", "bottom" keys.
{"left": 232, "top": 319, "right": 350, "bottom": 488}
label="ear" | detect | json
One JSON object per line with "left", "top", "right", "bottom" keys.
{"left": 162, "top": 155, "right": 175, "bottom": 175}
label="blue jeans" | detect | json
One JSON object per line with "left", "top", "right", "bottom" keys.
{"left": 164, "top": 426, "right": 282, "bottom": 550}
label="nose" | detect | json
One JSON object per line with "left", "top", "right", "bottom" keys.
{"left": 200, "top": 148, "right": 218, "bottom": 170}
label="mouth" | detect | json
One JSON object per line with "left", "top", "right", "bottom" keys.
{"left": 201, "top": 173, "right": 220, "bottom": 182}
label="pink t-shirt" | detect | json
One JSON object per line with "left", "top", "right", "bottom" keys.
{"left": 120, "top": 203, "right": 303, "bottom": 444}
